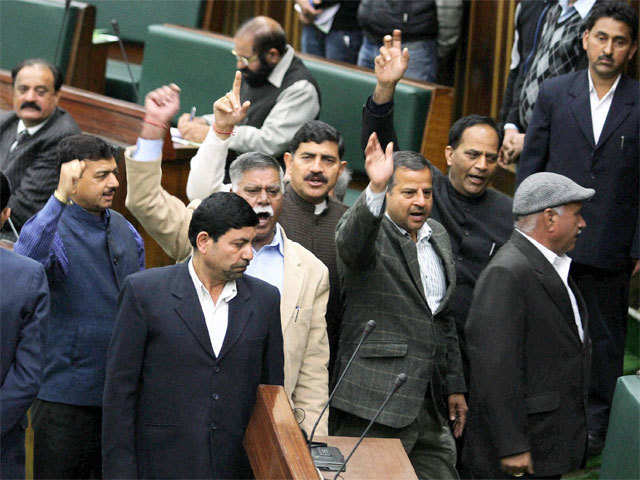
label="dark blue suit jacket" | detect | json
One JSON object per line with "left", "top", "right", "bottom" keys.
{"left": 0, "top": 248, "right": 49, "bottom": 478}
{"left": 102, "top": 262, "right": 284, "bottom": 479}
{"left": 518, "top": 70, "right": 639, "bottom": 271}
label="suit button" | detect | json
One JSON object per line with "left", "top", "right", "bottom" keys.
{"left": 212, "top": 393, "right": 219, "bottom": 400}
{"left": 214, "top": 366, "right": 220, "bottom": 373}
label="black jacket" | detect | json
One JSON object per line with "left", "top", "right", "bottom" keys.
{"left": 463, "top": 231, "right": 590, "bottom": 477}
{"left": 358, "top": 0, "right": 437, "bottom": 42}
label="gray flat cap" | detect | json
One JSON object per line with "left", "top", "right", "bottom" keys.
{"left": 513, "top": 172, "right": 595, "bottom": 215}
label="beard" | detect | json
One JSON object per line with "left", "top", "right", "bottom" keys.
{"left": 240, "top": 59, "right": 275, "bottom": 88}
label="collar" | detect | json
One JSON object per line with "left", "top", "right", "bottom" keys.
{"left": 268, "top": 45, "right": 294, "bottom": 88}
{"left": 445, "top": 176, "right": 487, "bottom": 205}
{"left": 385, "top": 212, "right": 433, "bottom": 243}
{"left": 516, "top": 228, "right": 573, "bottom": 281}
{"left": 558, "top": 0, "right": 596, "bottom": 20}
{"left": 314, "top": 199, "right": 328, "bottom": 215}
{"left": 67, "top": 201, "right": 111, "bottom": 227}
{"left": 17, "top": 114, "right": 52, "bottom": 137}
{"left": 285, "top": 183, "right": 330, "bottom": 215}
{"left": 188, "top": 257, "right": 238, "bottom": 303}
{"left": 588, "top": 69, "right": 621, "bottom": 102}
{"left": 255, "top": 223, "right": 285, "bottom": 256}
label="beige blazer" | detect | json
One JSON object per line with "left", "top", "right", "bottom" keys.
{"left": 124, "top": 149, "right": 329, "bottom": 435}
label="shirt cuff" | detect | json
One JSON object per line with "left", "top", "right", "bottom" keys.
{"left": 202, "top": 127, "right": 231, "bottom": 146}
{"left": 365, "top": 185, "right": 386, "bottom": 217}
{"left": 504, "top": 123, "right": 519, "bottom": 132}
{"left": 132, "top": 138, "right": 163, "bottom": 162}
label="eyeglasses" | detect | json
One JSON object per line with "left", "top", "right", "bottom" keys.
{"left": 231, "top": 49, "right": 258, "bottom": 67}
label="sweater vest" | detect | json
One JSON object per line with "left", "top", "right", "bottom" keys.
{"left": 38, "top": 205, "right": 140, "bottom": 406}
{"left": 239, "top": 55, "right": 321, "bottom": 130}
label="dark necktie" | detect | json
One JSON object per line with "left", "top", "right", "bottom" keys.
{"left": 10, "top": 130, "right": 30, "bottom": 152}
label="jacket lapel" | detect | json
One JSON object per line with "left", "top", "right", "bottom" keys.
{"left": 429, "top": 220, "right": 456, "bottom": 315}
{"left": 171, "top": 262, "right": 215, "bottom": 359}
{"left": 569, "top": 70, "right": 595, "bottom": 148}
{"left": 218, "top": 277, "right": 253, "bottom": 360}
{"left": 281, "top": 232, "right": 302, "bottom": 332}
{"left": 512, "top": 232, "right": 581, "bottom": 343}
{"left": 595, "top": 75, "right": 635, "bottom": 151}
{"left": 384, "top": 218, "right": 429, "bottom": 309}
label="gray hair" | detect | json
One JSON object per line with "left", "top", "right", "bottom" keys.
{"left": 515, "top": 206, "right": 565, "bottom": 233}
{"left": 229, "top": 152, "right": 285, "bottom": 191}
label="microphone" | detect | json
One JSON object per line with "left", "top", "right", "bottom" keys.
{"left": 110, "top": 19, "right": 140, "bottom": 102}
{"left": 53, "top": 0, "right": 72, "bottom": 70}
{"left": 332, "top": 373, "right": 408, "bottom": 480}
{"left": 308, "top": 319, "right": 376, "bottom": 446}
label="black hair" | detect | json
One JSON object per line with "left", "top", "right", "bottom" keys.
{"left": 12, "top": 58, "right": 63, "bottom": 92}
{"left": 188, "top": 192, "right": 258, "bottom": 247}
{"left": 253, "top": 26, "right": 287, "bottom": 57}
{"left": 57, "top": 134, "right": 116, "bottom": 165}
{"left": 388, "top": 151, "right": 431, "bottom": 189}
{"left": 584, "top": 1, "right": 638, "bottom": 41}
{"left": 448, "top": 114, "right": 503, "bottom": 150}
{"left": 289, "top": 120, "right": 345, "bottom": 159}
{"left": 0, "top": 171, "right": 11, "bottom": 211}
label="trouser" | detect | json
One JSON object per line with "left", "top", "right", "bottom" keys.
{"left": 333, "top": 398, "right": 458, "bottom": 480}
{"left": 301, "top": 25, "right": 362, "bottom": 65}
{"left": 357, "top": 35, "right": 438, "bottom": 83}
{"left": 32, "top": 399, "right": 102, "bottom": 479}
{"left": 570, "top": 262, "right": 631, "bottom": 437}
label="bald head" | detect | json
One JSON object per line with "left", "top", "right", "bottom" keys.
{"left": 235, "top": 16, "right": 286, "bottom": 57}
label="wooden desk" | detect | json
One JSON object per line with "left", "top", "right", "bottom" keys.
{"left": 315, "top": 436, "right": 418, "bottom": 480}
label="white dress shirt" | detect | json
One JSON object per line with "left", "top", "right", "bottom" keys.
{"left": 365, "top": 186, "right": 447, "bottom": 313}
{"left": 588, "top": 70, "right": 620, "bottom": 144}
{"left": 188, "top": 258, "right": 237, "bottom": 356}
{"left": 517, "top": 230, "right": 584, "bottom": 342}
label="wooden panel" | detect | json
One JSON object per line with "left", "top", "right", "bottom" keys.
{"left": 315, "top": 436, "right": 418, "bottom": 480}
{"left": 244, "top": 385, "right": 318, "bottom": 479}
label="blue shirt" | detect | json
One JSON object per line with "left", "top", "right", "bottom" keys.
{"left": 245, "top": 223, "right": 285, "bottom": 293}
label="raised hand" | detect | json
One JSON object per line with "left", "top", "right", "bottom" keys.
{"left": 213, "top": 71, "right": 251, "bottom": 137}
{"left": 365, "top": 132, "right": 394, "bottom": 193}
{"left": 295, "top": 0, "right": 322, "bottom": 24}
{"left": 56, "top": 159, "right": 86, "bottom": 202}
{"left": 373, "top": 29, "right": 410, "bottom": 104}
{"left": 144, "top": 83, "right": 181, "bottom": 126}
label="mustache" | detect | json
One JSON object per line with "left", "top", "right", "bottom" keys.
{"left": 597, "top": 54, "right": 613, "bottom": 62}
{"left": 304, "top": 172, "right": 328, "bottom": 183}
{"left": 20, "top": 101, "right": 41, "bottom": 111}
{"left": 103, "top": 188, "right": 117, "bottom": 195}
{"left": 253, "top": 205, "right": 274, "bottom": 217}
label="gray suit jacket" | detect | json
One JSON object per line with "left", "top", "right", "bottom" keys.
{"left": 0, "top": 107, "right": 80, "bottom": 231}
{"left": 333, "top": 192, "right": 465, "bottom": 429}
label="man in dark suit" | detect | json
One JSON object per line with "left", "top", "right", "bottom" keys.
{"left": 0, "top": 59, "right": 80, "bottom": 235}
{"left": 102, "top": 192, "right": 284, "bottom": 479}
{"left": 0, "top": 171, "right": 49, "bottom": 479}
{"left": 517, "top": 1, "right": 638, "bottom": 453}
{"left": 464, "top": 172, "right": 594, "bottom": 479}
{"left": 332, "top": 133, "right": 467, "bottom": 479}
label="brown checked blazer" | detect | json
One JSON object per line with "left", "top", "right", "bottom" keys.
{"left": 124, "top": 149, "right": 330, "bottom": 435}
{"left": 333, "top": 192, "right": 465, "bottom": 429}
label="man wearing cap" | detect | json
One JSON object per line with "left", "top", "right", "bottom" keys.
{"left": 463, "top": 172, "right": 593, "bottom": 479}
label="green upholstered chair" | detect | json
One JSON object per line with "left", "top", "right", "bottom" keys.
{"left": 0, "top": 0, "right": 91, "bottom": 84}
{"left": 90, "top": 0, "right": 203, "bottom": 43}
{"left": 600, "top": 375, "right": 640, "bottom": 480}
